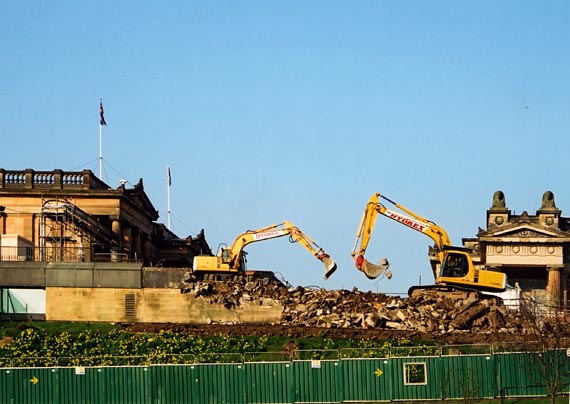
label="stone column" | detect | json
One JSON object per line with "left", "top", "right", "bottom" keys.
{"left": 132, "top": 227, "right": 142, "bottom": 260}
{"left": 111, "top": 219, "right": 121, "bottom": 237}
{"left": 143, "top": 237, "right": 153, "bottom": 265}
{"left": 0, "top": 213, "right": 5, "bottom": 234}
{"left": 111, "top": 218, "right": 122, "bottom": 260}
{"left": 123, "top": 225, "right": 132, "bottom": 256}
{"left": 563, "top": 266, "right": 570, "bottom": 310}
{"left": 546, "top": 266, "right": 562, "bottom": 310}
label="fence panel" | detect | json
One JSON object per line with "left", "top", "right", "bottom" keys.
{"left": 56, "top": 367, "right": 103, "bottom": 404}
{"left": 192, "top": 363, "right": 245, "bottom": 404}
{"left": 151, "top": 364, "right": 197, "bottom": 404}
{"left": 292, "top": 359, "right": 340, "bottom": 403}
{"left": 497, "top": 352, "right": 547, "bottom": 397}
{"left": 340, "top": 357, "right": 392, "bottom": 402}
{"left": 0, "top": 369, "right": 13, "bottom": 404}
{"left": 244, "top": 361, "right": 292, "bottom": 404}
{"left": 439, "top": 355, "right": 496, "bottom": 399}
{"left": 95, "top": 366, "right": 151, "bottom": 404}
{"left": 389, "top": 356, "right": 441, "bottom": 401}
{"left": 2, "top": 367, "right": 59, "bottom": 404}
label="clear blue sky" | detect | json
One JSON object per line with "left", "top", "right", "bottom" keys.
{"left": 1, "top": 2, "right": 569, "bottom": 294}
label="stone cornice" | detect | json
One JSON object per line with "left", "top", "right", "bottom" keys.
{"left": 479, "top": 223, "right": 568, "bottom": 239}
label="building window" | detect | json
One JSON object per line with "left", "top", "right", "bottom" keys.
{"left": 403, "top": 362, "right": 427, "bottom": 385}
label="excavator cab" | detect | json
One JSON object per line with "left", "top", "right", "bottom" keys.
{"left": 219, "top": 244, "right": 230, "bottom": 263}
{"left": 437, "top": 249, "right": 507, "bottom": 292}
{"left": 219, "top": 245, "right": 248, "bottom": 271}
{"left": 440, "top": 252, "right": 469, "bottom": 278}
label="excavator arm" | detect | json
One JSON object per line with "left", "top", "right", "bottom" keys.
{"left": 351, "top": 193, "right": 451, "bottom": 279}
{"left": 282, "top": 221, "right": 338, "bottom": 280}
{"left": 198, "top": 221, "right": 337, "bottom": 280}
{"left": 224, "top": 222, "right": 291, "bottom": 268}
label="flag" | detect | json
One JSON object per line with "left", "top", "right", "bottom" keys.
{"left": 99, "top": 100, "right": 107, "bottom": 126}
{"left": 167, "top": 166, "right": 172, "bottom": 186}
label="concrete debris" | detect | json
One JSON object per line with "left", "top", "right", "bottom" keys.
{"left": 186, "top": 276, "right": 526, "bottom": 335}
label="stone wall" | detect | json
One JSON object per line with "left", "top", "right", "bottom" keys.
{"left": 45, "top": 287, "right": 283, "bottom": 324}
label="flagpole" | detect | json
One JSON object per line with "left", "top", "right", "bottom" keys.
{"left": 99, "top": 121, "right": 103, "bottom": 180}
{"left": 167, "top": 165, "right": 172, "bottom": 230}
{"left": 99, "top": 98, "right": 105, "bottom": 181}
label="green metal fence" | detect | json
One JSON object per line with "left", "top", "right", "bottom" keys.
{"left": 1, "top": 345, "right": 569, "bottom": 403}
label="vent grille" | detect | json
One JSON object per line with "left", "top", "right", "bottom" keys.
{"left": 124, "top": 294, "right": 136, "bottom": 319}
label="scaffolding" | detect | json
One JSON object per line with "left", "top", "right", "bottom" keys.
{"left": 39, "top": 199, "right": 118, "bottom": 262}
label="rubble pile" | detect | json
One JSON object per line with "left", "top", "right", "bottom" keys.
{"left": 186, "top": 276, "right": 524, "bottom": 335}
{"left": 281, "top": 287, "right": 521, "bottom": 334}
{"left": 187, "top": 276, "right": 290, "bottom": 309}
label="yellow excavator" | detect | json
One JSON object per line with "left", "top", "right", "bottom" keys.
{"left": 351, "top": 193, "right": 507, "bottom": 294}
{"left": 193, "top": 221, "right": 338, "bottom": 280}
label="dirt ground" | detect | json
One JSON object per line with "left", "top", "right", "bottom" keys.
{"left": 123, "top": 322, "right": 521, "bottom": 345}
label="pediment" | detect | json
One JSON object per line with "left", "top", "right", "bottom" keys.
{"left": 123, "top": 179, "right": 159, "bottom": 220}
{"left": 480, "top": 223, "right": 568, "bottom": 240}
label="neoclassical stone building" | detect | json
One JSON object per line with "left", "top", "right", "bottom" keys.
{"left": 0, "top": 168, "right": 211, "bottom": 267}
{"left": 467, "top": 191, "right": 570, "bottom": 309}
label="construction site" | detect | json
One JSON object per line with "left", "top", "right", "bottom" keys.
{"left": 0, "top": 168, "right": 568, "bottom": 344}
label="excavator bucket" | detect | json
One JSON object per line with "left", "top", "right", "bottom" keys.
{"left": 356, "top": 256, "right": 391, "bottom": 280}
{"left": 319, "top": 254, "right": 338, "bottom": 280}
